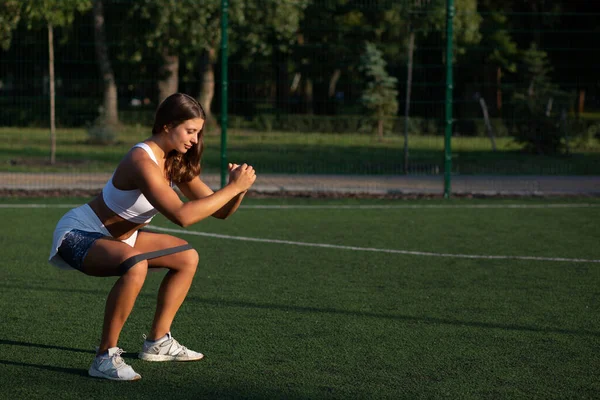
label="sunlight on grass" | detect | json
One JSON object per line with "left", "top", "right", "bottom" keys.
{"left": 1, "top": 126, "right": 599, "bottom": 174}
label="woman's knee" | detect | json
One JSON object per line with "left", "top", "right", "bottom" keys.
{"left": 178, "top": 248, "right": 199, "bottom": 275}
{"left": 186, "top": 248, "right": 199, "bottom": 271}
{"left": 122, "top": 258, "right": 149, "bottom": 284}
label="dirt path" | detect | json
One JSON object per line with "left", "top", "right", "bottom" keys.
{"left": 1, "top": 172, "right": 599, "bottom": 197}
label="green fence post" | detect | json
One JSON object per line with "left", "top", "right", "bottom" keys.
{"left": 220, "top": 0, "right": 229, "bottom": 188}
{"left": 444, "top": 0, "right": 454, "bottom": 198}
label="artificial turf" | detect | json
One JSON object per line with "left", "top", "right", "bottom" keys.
{"left": 0, "top": 197, "right": 599, "bottom": 399}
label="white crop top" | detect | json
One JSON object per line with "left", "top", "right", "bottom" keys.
{"left": 102, "top": 143, "right": 162, "bottom": 224}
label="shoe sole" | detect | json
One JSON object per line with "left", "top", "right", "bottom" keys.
{"left": 138, "top": 353, "right": 204, "bottom": 362}
{"left": 89, "top": 367, "right": 142, "bottom": 381}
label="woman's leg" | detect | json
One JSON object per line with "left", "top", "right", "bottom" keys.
{"left": 82, "top": 238, "right": 149, "bottom": 354}
{"left": 133, "top": 231, "right": 199, "bottom": 340}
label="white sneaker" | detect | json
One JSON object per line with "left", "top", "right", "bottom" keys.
{"left": 88, "top": 347, "right": 141, "bottom": 381}
{"left": 138, "top": 332, "right": 204, "bottom": 362}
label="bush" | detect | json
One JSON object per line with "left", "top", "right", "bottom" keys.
{"left": 229, "top": 113, "right": 447, "bottom": 135}
{"left": 454, "top": 118, "right": 509, "bottom": 137}
{"left": 251, "top": 114, "right": 276, "bottom": 132}
{"left": 568, "top": 120, "right": 600, "bottom": 150}
{"left": 86, "top": 117, "right": 120, "bottom": 145}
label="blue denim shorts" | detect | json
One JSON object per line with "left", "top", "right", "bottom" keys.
{"left": 58, "top": 229, "right": 106, "bottom": 272}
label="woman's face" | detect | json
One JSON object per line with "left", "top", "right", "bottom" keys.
{"left": 168, "top": 117, "right": 205, "bottom": 153}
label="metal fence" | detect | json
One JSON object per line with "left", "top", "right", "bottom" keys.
{"left": 0, "top": 0, "right": 599, "bottom": 196}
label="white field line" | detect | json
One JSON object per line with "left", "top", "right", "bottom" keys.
{"left": 0, "top": 204, "right": 78, "bottom": 208}
{"left": 147, "top": 225, "right": 600, "bottom": 264}
{"left": 1, "top": 203, "right": 598, "bottom": 263}
{"left": 241, "top": 204, "right": 600, "bottom": 209}
{"left": 0, "top": 203, "right": 599, "bottom": 210}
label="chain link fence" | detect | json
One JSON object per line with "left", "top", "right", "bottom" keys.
{"left": 1, "top": 0, "right": 599, "bottom": 195}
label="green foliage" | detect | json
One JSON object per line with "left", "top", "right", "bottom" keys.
{"left": 359, "top": 42, "right": 398, "bottom": 134}
{"left": 521, "top": 42, "right": 554, "bottom": 95}
{"left": 296, "top": 0, "right": 406, "bottom": 102}
{"left": 411, "top": 0, "right": 482, "bottom": 56}
{"left": 85, "top": 122, "right": 118, "bottom": 145}
{"left": 22, "top": 0, "right": 91, "bottom": 27}
{"left": 0, "top": 0, "right": 21, "bottom": 50}
{"left": 232, "top": 0, "right": 309, "bottom": 58}
{"left": 455, "top": 117, "right": 510, "bottom": 137}
{"left": 510, "top": 43, "right": 575, "bottom": 154}
{"left": 131, "top": 0, "right": 220, "bottom": 55}
{"left": 480, "top": 6, "right": 518, "bottom": 72}
{"left": 565, "top": 120, "right": 600, "bottom": 151}
{"left": 85, "top": 112, "right": 120, "bottom": 145}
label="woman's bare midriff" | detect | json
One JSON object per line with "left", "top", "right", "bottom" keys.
{"left": 88, "top": 195, "right": 148, "bottom": 240}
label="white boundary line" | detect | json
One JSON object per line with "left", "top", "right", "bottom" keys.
{"left": 147, "top": 225, "right": 600, "bottom": 264}
{"left": 0, "top": 203, "right": 599, "bottom": 210}
{"left": 0, "top": 204, "right": 77, "bottom": 208}
{"left": 1, "top": 203, "right": 598, "bottom": 263}
{"left": 241, "top": 204, "right": 600, "bottom": 210}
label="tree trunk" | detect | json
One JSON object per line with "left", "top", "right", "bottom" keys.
{"left": 545, "top": 97, "right": 553, "bottom": 117}
{"left": 158, "top": 51, "right": 179, "bottom": 104}
{"left": 197, "top": 47, "right": 216, "bottom": 125}
{"left": 93, "top": 0, "right": 119, "bottom": 125}
{"left": 274, "top": 49, "right": 290, "bottom": 115}
{"left": 377, "top": 117, "right": 384, "bottom": 140}
{"left": 478, "top": 97, "right": 496, "bottom": 151}
{"left": 328, "top": 69, "right": 341, "bottom": 98}
{"left": 304, "top": 78, "right": 313, "bottom": 114}
{"left": 561, "top": 108, "right": 569, "bottom": 154}
{"left": 48, "top": 22, "right": 56, "bottom": 165}
{"left": 578, "top": 89, "right": 585, "bottom": 116}
{"left": 403, "top": 30, "right": 415, "bottom": 174}
{"left": 496, "top": 67, "right": 502, "bottom": 115}
{"left": 328, "top": 69, "right": 341, "bottom": 115}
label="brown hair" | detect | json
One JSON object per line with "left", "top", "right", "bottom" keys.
{"left": 152, "top": 93, "right": 206, "bottom": 183}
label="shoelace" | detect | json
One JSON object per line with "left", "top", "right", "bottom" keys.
{"left": 111, "top": 348, "right": 127, "bottom": 368}
{"left": 162, "top": 338, "right": 188, "bottom": 355}
{"left": 143, "top": 334, "right": 189, "bottom": 356}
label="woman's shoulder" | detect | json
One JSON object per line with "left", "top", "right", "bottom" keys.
{"left": 114, "top": 143, "right": 157, "bottom": 174}
{"left": 122, "top": 142, "right": 153, "bottom": 163}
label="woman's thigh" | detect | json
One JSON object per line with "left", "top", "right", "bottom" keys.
{"left": 134, "top": 230, "right": 199, "bottom": 271}
{"left": 82, "top": 237, "right": 144, "bottom": 277}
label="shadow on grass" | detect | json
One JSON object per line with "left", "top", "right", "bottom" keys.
{"left": 0, "top": 339, "right": 95, "bottom": 355}
{"left": 0, "top": 359, "right": 88, "bottom": 377}
{"left": 0, "top": 339, "right": 138, "bottom": 360}
{"left": 2, "top": 283, "right": 599, "bottom": 338}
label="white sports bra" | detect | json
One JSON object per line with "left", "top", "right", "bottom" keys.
{"left": 102, "top": 142, "right": 164, "bottom": 224}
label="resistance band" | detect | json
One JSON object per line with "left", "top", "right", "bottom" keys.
{"left": 118, "top": 244, "right": 193, "bottom": 275}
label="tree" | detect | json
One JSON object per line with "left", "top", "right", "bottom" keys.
{"left": 22, "top": 0, "right": 91, "bottom": 164}
{"left": 480, "top": 7, "right": 518, "bottom": 114}
{"left": 511, "top": 43, "right": 568, "bottom": 154}
{"left": 93, "top": 0, "right": 118, "bottom": 126}
{"left": 129, "top": 0, "right": 307, "bottom": 128}
{"left": 297, "top": 0, "right": 404, "bottom": 116}
{"left": 0, "top": 0, "right": 21, "bottom": 50}
{"left": 230, "top": 0, "right": 308, "bottom": 115}
{"left": 402, "top": 0, "right": 482, "bottom": 171}
{"left": 359, "top": 42, "right": 398, "bottom": 140}
{"left": 130, "top": 0, "right": 221, "bottom": 118}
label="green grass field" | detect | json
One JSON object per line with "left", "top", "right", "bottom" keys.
{"left": 1, "top": 196, "right": 599, "bottom": 399}
{"left": 2, "top": 127, "right": 600, "bottom": 175}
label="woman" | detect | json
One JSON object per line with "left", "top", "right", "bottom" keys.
{"left": 49, "top": 93, "right": 256, "bottom": 381}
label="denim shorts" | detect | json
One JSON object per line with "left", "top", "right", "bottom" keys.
{"left": 57, "top": 229, "right": 106, "bottom": 272}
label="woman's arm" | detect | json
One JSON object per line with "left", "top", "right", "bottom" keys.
{"left": 177, "top": 163, "right": 250, "bottom": 219}
{"left": 131, "top": 156, "right": 256, "bottom": 227}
